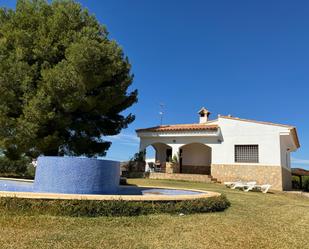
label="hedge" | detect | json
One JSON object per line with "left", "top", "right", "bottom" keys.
{"left": 0, "top": 195, "right": 230, "bottom": 217}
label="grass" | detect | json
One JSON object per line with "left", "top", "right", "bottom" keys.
{"left": 0, "top": 179, "right": 308, "bottom": 249}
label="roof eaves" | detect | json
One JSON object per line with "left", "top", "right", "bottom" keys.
{"left": 290, "top": 127, "right": 300, "bottom": 149}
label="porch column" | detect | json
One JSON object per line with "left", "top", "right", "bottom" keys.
{"left": 138, "top": 139, "right": 147, "bottom": 161}
{"left": 166, "top": 144, "right": 182, "bottom": 173}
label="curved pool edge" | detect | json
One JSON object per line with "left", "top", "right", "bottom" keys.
{"left": 0, "top": 185, "right": 221, "bottom": 201}
{"left": 0, "top": 177, "right": 34, "bottom": 183}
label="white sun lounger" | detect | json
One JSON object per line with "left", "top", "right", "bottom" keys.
{"left": 243, "top": 182, "right": 258, "bottom": 192}
{"left": 224, "top": 181, "right": 241, "bottom": 188}
{"left": 244, "top": 183, "right": 272, "bottom": 193}
{"left": 232, "top": 181, "right": 256, "bottom": 190}
{"left": 253, "top": 184, "right": 272, "bottom": 194}
{"left": 225, "top": 181, "right": 271, "bottom": 194}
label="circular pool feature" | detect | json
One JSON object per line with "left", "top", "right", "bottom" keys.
{"left": 0, "top": 156, "right": 221, "bottom": 202}
{"left": 0, "top": 179, "right": 220, "bottom": 201}
{"left": 33, "top": 157, "right": 120, "bottom": 194}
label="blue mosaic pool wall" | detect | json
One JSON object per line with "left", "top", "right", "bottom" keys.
{"left": 33, "top": 157, "right": 120, "bottom": 194}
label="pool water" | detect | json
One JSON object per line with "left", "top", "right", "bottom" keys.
{"left": 0, "top": 179, "right": 33, "bottom": 192}
{"left": 0, "top": 179, "right": 205, "bottom": 196}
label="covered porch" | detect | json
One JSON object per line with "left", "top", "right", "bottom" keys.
{"left": 136, "top": 117, "right": 221, "bottom": 176}
{"left": 143, "top": 142, "right": 212, "bottom": 175}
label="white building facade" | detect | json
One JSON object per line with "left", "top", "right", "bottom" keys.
{"left": 136, "top": 108, "right": 300, "bottom": 191}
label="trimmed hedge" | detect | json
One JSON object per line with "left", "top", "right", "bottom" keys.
{"left": 0, "top": 195, "right": 230, "bottom": 217}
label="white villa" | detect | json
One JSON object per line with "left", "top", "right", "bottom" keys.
{"left": 136, "top": 108, "right": 300, "bottom": 191}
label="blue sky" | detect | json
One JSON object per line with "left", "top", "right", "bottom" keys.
{"left": 2, "top": 1, "right": 309, "bottom": 169}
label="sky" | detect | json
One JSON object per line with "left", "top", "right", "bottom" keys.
{"left": 1, "top": 0, "right": 309, "bottom": 169}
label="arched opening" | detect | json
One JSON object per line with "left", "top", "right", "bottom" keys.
{"left": 144, "top": 143, "right": 172, "bottom": 172}
{"left": 179, "top": 143, "right": 211, "bottom": 174}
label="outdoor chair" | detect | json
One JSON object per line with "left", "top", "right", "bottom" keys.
{"left": 148, "top": 162, "right": 156, "bottom": 172}
{"left": 154, "top": 164, "right": 162, "bottom": 172}
{"left": 154, "top": 161, "right": 162, "bottom": 172}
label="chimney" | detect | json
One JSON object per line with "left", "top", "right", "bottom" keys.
{"left": 198, "top": 107, "right": 211, "bottom": 123}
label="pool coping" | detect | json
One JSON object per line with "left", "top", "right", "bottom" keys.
{"left": 0, "top": 184, "right": 220, "bottom": 201}
{"left": 0, "top": 177, "right": 34, "bottom": 183}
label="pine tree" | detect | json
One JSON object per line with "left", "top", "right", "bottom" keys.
{"left": 0, "top": 0, "right": 137, "bottom": 159}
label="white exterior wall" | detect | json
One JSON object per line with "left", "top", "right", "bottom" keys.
{"left": 138, "top": 117, "right": 295, "bottom": 169}
{"left": 140, "top": 136, "right": 219, "bottom": 154}
{"left": 279, "top": 134, "right": 295, "bottom": 169}
{"left": 212, "top": 118, "right": 290, "bottom": 166}
{"left": 182, "top": 143, "right": 211, "bottom": 166}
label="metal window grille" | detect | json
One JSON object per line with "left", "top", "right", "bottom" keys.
{"left": 235, "top": 145, "right": 259, "bottom": 163}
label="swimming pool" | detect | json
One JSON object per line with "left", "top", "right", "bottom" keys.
{"left": 0, "top": 156, "right": 220, "bottom": 201}
{"left": 0, "top": 178, "right": 204, "bottom": 196}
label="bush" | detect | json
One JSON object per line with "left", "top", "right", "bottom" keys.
{"left": 0, "top": 195, "right": 230, "bottom": 217}
{"left": 292, "top": 176, "right": 309, "bottom": 191}
{"left": 303, "top": 178, "right": 309, "bottom": 192}
{"left": 292, "top": 176, "right": 301, "bottom": 189}
{"left": 124, "top": 151, "right": 146, "bottom": 173}
{"left": 0, "top": 156, "right": 32, "bottom": 177}
{"left": 24, "top": 164, "right": 36, "bottom": 179}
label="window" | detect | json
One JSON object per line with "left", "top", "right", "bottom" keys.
{"left": 235, "top": 145, "right": 259, "bottom": 163}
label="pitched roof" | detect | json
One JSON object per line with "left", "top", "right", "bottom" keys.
{"left": 292, "top": 168, "right": 309, "bottom": 176}
{"left": 136, "top": 124, "right": 218, "bottom": 132}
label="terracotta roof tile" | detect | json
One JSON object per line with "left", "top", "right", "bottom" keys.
{"left": 292, "top": 168, "right": 309, "bottom": 176}
{"left": 136, "top": 124, "right": 218, "bottom": 132}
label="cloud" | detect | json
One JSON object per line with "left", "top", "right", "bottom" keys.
{"left": 291, "top": 157, "right": 309, "bottom": 165}
{"left": 106, "top": 133, "right": 139, "bottom": 146}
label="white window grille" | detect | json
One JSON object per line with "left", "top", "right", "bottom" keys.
{"left": 235, "top": 145, "right": 259, "bottom": 163}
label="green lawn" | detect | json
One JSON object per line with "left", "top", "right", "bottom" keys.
{"left": 0, "top": 179, "right": 308, "bottom": 249}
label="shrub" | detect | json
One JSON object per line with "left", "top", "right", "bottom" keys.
{"left": 0, "top": 156, "right": 32, "bottom": 176}
{"left": 126, "top": 151, "right": 146, "bottom": 172}
{"left": 292, "top": 176, "right": 300, "bottom": 189}
{"left": 24, "top": 164, "right": 36, "bottom": 179}
{"left": 292, "top": 176, "right": 309, "bottom": 191}
{"left": 303, "top": 178, "right": 309, "bottom": 192}
{"left": 0, "top": 195, "right": 230, "bottom": 217}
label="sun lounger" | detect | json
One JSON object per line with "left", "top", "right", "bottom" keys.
{"left": 231, "top": 181, "right": 256, "bottom": 190}
{"left": 253, "top": 184, "right": 272, "bottom": 194}
{"left": 225, "top": 181, "right": 271, "bottom": 193}
{"left": 224, "top": 180, "right": 241, "bottom": 188}
{"left": 243, "top": 182, "right": 257, "bottom": 192}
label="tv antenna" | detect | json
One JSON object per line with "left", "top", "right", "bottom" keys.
{"left": 159, "top": 103, "right": 165, "bottom": 126}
